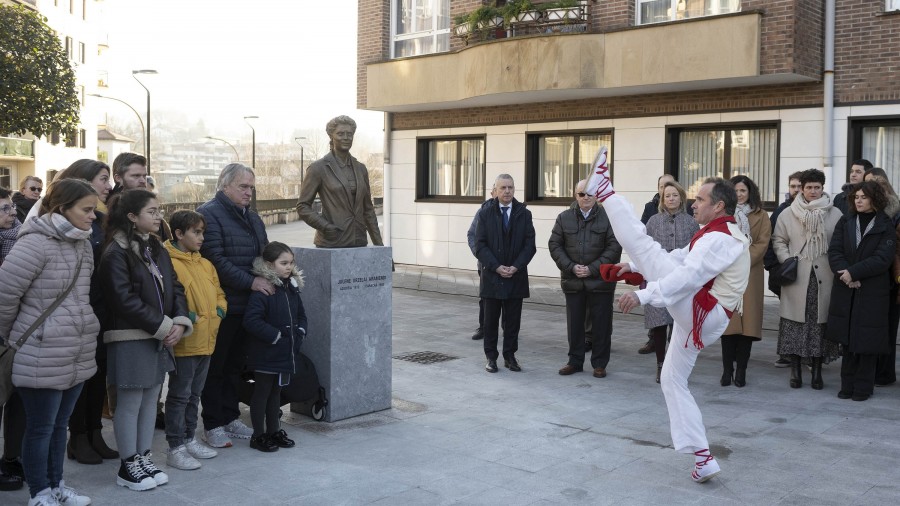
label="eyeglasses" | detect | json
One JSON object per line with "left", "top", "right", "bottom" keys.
{"left": 577, "top": 192, "right": 590, "bottom": 198}
{"left": 144, "top": 209, "right": 164, "bottom": 218}
{"left": 28, "top": 187, "right": 42, "bottom": 193}
{"left": 0, "top": 204, "right": 16, "bottom": 215}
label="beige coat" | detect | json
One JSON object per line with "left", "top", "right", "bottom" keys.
{"left": 725, "top": 207, "right": 771, "bottom": 339}
{"left": 772, "top": 200, "right": 843, "bottom": 324}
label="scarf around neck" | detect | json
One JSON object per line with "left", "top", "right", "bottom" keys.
{"left": 49, "top": 213, "right": 93, "bottom": 241}
{"left": 734, "top": 203, "right": 752, "bottom": 236}
{"left": 789, "top": 193, "right": 832, "bottom": 260}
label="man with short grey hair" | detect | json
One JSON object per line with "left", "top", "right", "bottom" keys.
{"left": 474, "top": 174, "right": 536, "bottom": 373}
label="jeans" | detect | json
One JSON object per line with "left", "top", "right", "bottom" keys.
{"left": 165, "top": 355, "right": 211, "bottom": 448}
{"left": 18, "top": 383, "right": 84, "bottom": 497}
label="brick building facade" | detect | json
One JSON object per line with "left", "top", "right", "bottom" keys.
{"left": 359, "top": 1, "right": 900, "bottom": 276}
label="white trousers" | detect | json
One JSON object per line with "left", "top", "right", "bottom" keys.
{"left": 604, "top": 195, "right": 727, "bottom": 453}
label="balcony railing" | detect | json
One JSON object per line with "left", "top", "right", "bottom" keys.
{"left": 0, "top": 137, "right": 35, "bottom": 158}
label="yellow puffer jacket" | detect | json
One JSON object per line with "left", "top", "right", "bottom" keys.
{"left": 164, "top": 241, "right": 227, "bottom": 357}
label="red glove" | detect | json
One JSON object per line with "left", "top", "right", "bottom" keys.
{"left": 599, "top": 264, "right": 645, "bottom": 286}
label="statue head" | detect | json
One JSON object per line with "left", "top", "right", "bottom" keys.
{"left": 326, "top": 115, "right": 357, "bottom": 154}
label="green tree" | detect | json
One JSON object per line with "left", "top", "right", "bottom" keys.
{"left": 0, "top": 4, "right": 80, "bottom": 137}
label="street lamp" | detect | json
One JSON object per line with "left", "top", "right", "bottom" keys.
{"left": 88, "top": 93, "right": 145, "bottom": 157}
{"left": 243, "top": 115, "right": 259, "bottom": 209}
{"left": 294, "top": 136, "right": 307, "bottom": 184}
{"left": 205, "top": 136, "right": 239, "bottom": 161}
{"left": 132, "top": 69, "right": 158, "bottom": 173}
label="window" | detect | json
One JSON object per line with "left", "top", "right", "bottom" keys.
{"left": 391, "top": 0, "right": 450, "bottom": 58}
{"left": 78, "top": 42, "right": 85, "bottom": 64}
{"left": 667, "top": 123, "right": 779, "bottom": 208}
{"left": 69, "top": 0, "right": 74, "bottom": 15}
{"left": 0, "top": 167, "right": 10, "bottom": 189}
{"left": 637, "top": 0, "right": 740, "bottom": 25}
{"left": 525, "top": 131, "right": 612, "bottom": 203}
{"left": 889, "top": 0, "right": 900, "bottom": 12}
{"left": 416, "top": 137, "right": 485, "bottom": 201}
{"left": 849, "top": 117, "right": 900, "bottom": 192}
{"left": 64, "top": 36, "right": 73, "bottom": 60}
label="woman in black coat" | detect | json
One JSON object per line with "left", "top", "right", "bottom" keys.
{"left": 825, "top": 181, "right": 896, "bottom": 401}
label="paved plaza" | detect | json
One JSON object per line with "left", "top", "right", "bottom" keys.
{"left": 3, "top": 220, "right": 898, "bottom": 505}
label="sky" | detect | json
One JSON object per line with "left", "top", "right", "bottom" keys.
{"left": 99, "top": 0, "right": 384, "bottom": 150}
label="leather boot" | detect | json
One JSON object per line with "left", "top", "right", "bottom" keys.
{"left": 734, "top": 336, "right": 752, "bottom": 388}
{"left": 810, "top": 357, "right": 824, "bottom": 390}
{"left": 656, "top": 362, "right": 663, "bottom": 384}
{"left": 720, "top": 336, "right": 735, "bottom": 386}
{"left": 789, "top": 355, "right": 802, "bottom": 389}
{"left": 67, "top": 433, "right": 102, "bottom": 465}
{"left": 89, "top": 428, "right": 119, "bottom": 459}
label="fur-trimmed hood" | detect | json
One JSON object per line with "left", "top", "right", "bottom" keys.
{"left": 251, "top": 256, "right": 304, "bottom": 289}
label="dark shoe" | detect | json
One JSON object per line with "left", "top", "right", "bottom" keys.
{"left": 485, "top": 360, "right": 498, "bottom": 373}
{"left": 720, "top": 370, "right": 733, "bottom": 387}
{"left": 810, "top": 357, "right": 823, "bottom": 390}
{"left": 593, "top": 367, "right": 607, "bottom": 378}
{"left": 471, "top": 328, "right": 483, "bottom": 340}
{"left": 67, "top": 433, "right": 102, "bottom": 465}
{"left": 851, "top": 393, "right": 870, "bottom": 402}
{"left": 0, "top": 471, "right": 23, "bottom": 492}
{"left": 789, "top": 355, "right": 802, "bottom": 389}
{"left": 269, "top": 429, "right": 295, "bottom": 448}
{"left": 249, "top": 434, "right": 279, "bottom": 453}
{"left": 504, "top": 357, "right": 522, "bottom": 372}
{"left": 0, "top": 457, "right": 24, "bottom": 480}
{"left": 155, "top": 411, "right": 166, "bottom": 430}
{"left": 774, "top": 357, "right": 791, "bottom": 368}
{"left": 638, "top": 338, "right": 654, "bottom": 355}
{"left": 89, "top": 428, "right": 119, "bottom": 459}
{"left": 558, "top": 364, "right": 582, "bottom": 375}
{"left": 656, "top": 363, "right": 663, "bottom": 384}
{"left": 837, "top": 390, "right": 853, "bottom": 399}
{"left": 733, "top": 368, "right": 746, "bottom": 388}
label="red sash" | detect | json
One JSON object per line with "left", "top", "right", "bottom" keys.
{"left": 685, "top": 216, "right": 736, "bottom": 350}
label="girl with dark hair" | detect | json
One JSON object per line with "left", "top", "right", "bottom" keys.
{"left": 0, "top": 179, "right": 99, "bottom": 505}
{"left": 242, "top": 242, "right": 307, "bottom": 453}
{"left": 99, "top": 190, "right": 192, "bottom": 491}
{"left": 826, "top": 181, "right": 895, "bottom": 401}
{"left": 720, "top": 175, "right": 771, "bottom": 387}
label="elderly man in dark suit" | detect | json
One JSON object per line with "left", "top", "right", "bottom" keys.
{"left": 549, "top": 179, "right": 621, "bottom": 378}
{"left": 296, "top": 115, "right": 383, "bottom": 248}
{"left": 474, "top": 174, "right": 536, "bottom": 373}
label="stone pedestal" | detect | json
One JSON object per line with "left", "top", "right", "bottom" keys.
{"left": 290, "top": 246, "right": 393, "bottom": 422}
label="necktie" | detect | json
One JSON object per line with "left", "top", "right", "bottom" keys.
{"left": 502, "top": 206, "right": 510, "bottom": 231}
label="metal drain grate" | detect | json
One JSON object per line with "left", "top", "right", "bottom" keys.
{"left": 392, "top": 351, "right": 459, "bottom": 364}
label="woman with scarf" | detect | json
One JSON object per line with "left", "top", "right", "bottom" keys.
{"left": 720, "top": 175, "right": 771, "bottom": 387}
{"left": 825, "top": 181, "right": 895, "bottom": 401}
{"left": 772, "top": 169, "right": 843, "bottom": 390}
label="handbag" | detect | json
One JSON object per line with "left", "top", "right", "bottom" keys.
{"left": 0, "top": 256, "right": 83, "bottom": 404}
{"left": 773, "top": 240, "right": 807, "bottom": 286}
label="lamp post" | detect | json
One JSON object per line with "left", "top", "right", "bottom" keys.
{"left": 205, "top": 136, "right": 239, "bottom": 161}
{"left": 132, "top": 69, "right": 158, "bottom": 173}
{"left": 294, "top": 136, "right": 307, "bottom": 184}
{"left": 88, "top": 93, "right": 145, "bottom": 157}
{"left": 243, "top": 115, "right": 259, "bottom": 209}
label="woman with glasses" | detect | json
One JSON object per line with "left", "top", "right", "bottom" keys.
{"left": 12, "top": 176, "right": 42, "bottom": 223}
{"left": 99, "top": 189, "right": 190, "bottom": 491}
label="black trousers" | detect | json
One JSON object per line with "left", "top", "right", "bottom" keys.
{"left": 249, "top": 373, "right": 282, "bottom": 437}
{"left": 483, "top": 298, "right": 522, "bottom": 361}
{"left": 875, "top": 298, "right": 899, "bottom": 385}
{"left": 68, "top": 346, "right": 107, "bottom": 434}
{"left": 2, "top": 391, "right": 25, "bottom": 460}
{"left": 841, "top": 350, "right": 878, "bottom": 396}
{"left": 201, "top": 314, "right": 248, "bottom": 430}
{"left": 565, "top": 291, "right": 613, "bottom": 369}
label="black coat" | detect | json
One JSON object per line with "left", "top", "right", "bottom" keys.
{"left": 548, "top": 204, "right": 621, "bottom": 293}
{"left": 197, "top": 191, "right": 268, "bottom": 315}
{"left": 474, "top": 198, "right": 536, "bottom": 299}
{"left": 243, "top": 277, "right": 307, "bottom": 375}
{"left": 825, "top": 212, "right": 896, "bottom": 354}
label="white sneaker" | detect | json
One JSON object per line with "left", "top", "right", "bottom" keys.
{"left": 28, "top": 488, "right": 61, "bottom": 506}
{"left": 185, "top": 438, "right": 218, "bottom": 459}
{"left": 202, "top": 427, "right": 233, "bottom": 448}
{"left": 138, "top": 451, "right": 169, "bottom": 485}
{"left": 117, "top": 454, "right": 156, "bottom": 491}
{"left": 166, "top": 445, "right": 201, "bottom": 470}
{"left": 223, "top": 419, "right": 253, "bottom": 440}
{"left": 691, "top": 455, "right": 721, "bottom": 483}
{"left": 53, "top": 480, "right": 90, "bottom": 506}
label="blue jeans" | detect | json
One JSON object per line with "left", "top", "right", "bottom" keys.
{"left": 18, "top": 383, "right": 84, "bottom": 497}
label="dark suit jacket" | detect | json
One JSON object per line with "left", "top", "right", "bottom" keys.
{"left": 474, "top": 199, "right": 536, "bottom": 299}
{"left": 296, "top": 152, "right": 383, "bottom": 248}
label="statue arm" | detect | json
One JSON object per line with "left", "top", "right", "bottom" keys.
{"left": 361, "top": 169, "right": 383, "bottom": 246}
{"left": 295, "top": 165, "right": 334, "bottom": 232}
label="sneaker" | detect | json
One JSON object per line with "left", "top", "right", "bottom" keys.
{"left": 269, "top": 429, "right": 295, "bottom": 448}
{"left": 53, "top": 480, "right": 91, "bottom": 506}
{"left": 185, "top": 438, "right": 218, "bottom": 459}
{"left": 166, "top": 445, "right": 201, "bottom": 471}
{"left": 691, "top": 454, "right": 721, "bottom": 483}
{"left": 249, "top": 434, "right": 279, "bottom": 453}
{"left": 223, "top": 419, "right": 254, "bottom": 440}
{"left": 116, "top": 455, "right": 156, "bottom": 491}
{"left": 202, "top": 427, "right": 233, "bottom": 448}
{"left": 28, "top": 487, "right": 61, "bottom": 506}
{"left": 774, "top": 357, "right": 791, "bottom": 368}
{"left": 138, "top": 451, "right": 168, "bottom": 485}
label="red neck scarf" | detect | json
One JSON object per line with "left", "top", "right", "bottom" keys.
{"left": 686, "top": 215, "right": 736, "bottom": 349}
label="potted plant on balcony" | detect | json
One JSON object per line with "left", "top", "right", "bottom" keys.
{"left": 453, "top": 4, "right": 503, "bottom": 39}
{"left": 502, "top": 0, "right": 540, "bottom": 26}
{"left": 540, "top": 0, "right": 584, "bottom": 22}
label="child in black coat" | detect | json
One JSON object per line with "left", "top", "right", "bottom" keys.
{"left": 242, "top": 242, "right": 307, "bottom": 452}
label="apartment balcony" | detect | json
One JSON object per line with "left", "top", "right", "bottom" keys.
{"left": 365, "top": 11, "right": 813, "bottom": 113}
{"left": 0, "top": 136, "right": 35, "bottom": 160}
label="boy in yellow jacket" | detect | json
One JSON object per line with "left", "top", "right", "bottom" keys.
{"left": 163, "top": 210, "right": 227, "bottom": 470}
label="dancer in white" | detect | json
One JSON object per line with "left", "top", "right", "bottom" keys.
{"left": 587, "top": 148, "right": 750, "bottom": 483}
